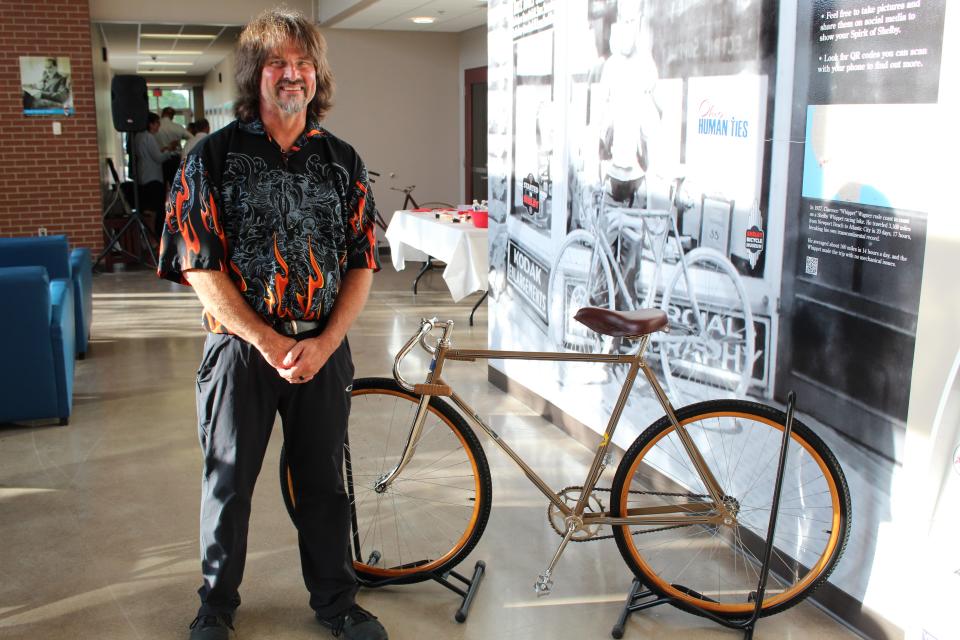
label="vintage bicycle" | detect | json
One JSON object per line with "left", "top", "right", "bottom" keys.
{"left": 548, "top": 177, "right": 756, "bottom": 406}
{"left": 366, "top": 171, "right": 454, "bottom": 233}
{"left": 279, "top": 309, "right": 850, "bottom": 623}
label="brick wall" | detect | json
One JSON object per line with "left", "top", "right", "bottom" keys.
{"left": 0, "top": 0, "right": 102, "bottom": 250}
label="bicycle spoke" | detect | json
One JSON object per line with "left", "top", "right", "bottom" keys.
{"left": 341, "top": 381, "right": 490, "bottom": 580}
{"left": 615, "top": 403, "right": 848, "bottom": 616}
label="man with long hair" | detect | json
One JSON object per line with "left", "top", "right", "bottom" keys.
{"left": 157, "top": 9, "right": 386, "bottom": 640}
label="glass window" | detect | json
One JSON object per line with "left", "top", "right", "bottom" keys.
{"left": 151, "top": 89, "right": 192, "bottom": 124}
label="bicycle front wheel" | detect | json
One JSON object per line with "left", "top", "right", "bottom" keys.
{"left": 547, "top": 229, "right": 615, "bottom": 353}
{"left": 279, "top": 377, "right": 492, "bottom": 584}
{"left": 610, "top": 400, "right": 850, "bottom": 619}
{"left": 659, "top": 247, "right": 755, "bottom": 403}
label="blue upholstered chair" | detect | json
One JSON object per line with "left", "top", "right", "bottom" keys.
{"left": 0, "top": 266, "right": 75, "bottom": 425}
{"left": 0, "top": 235, "right": 93, "bottom": 358}
{"left": 70, "top": 247, "right": 93, "bottom": 358}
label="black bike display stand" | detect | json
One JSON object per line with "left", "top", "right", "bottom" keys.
{"left": 359, "top": 561, "right": 486, "bottom": 623}
{"left": 611, "top": 391, "right": 800, "bottom": 640}
{"left": 343, "top": 433, "right": 486, "bottom": 623}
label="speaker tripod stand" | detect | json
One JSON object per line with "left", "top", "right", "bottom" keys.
{"left": 94, "top": 138, "right": 158, "bottom": 272}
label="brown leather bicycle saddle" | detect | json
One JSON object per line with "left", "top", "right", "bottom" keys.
{"left": 573, "top": 307, "right": 668, "bottom": 338}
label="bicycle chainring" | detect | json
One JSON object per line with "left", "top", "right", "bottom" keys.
{"left": 547, "top": 486, "right": 606, "bottom": 541}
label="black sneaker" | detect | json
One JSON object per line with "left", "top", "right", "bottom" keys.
{"left": 188, "top": 613, "right": 234, "bottom": 640}
{"left": 317, "top": 604, "right": 388, "bottom": 640}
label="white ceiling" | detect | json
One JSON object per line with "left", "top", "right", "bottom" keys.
{"left": 94, "top": 0, "right": 487, "bottom": 85}
{"left": 98, "top": 23, "right": 241, "bottom": 80}
{"left": 321, "top": 0, "right": 488, "bottom": 31}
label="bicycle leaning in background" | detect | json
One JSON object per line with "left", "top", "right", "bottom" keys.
{"left": 366, "top": 171, "right": 455, "bottom": 232}
{"left": 279, "top": 308, "right": 850, "bottom": 622}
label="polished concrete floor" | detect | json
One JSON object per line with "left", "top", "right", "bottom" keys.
{"left": 0, "top": 265, "right": 860, "bottom": 639}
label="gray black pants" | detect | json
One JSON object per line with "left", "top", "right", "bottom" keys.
{"left": 195, "top": 333, "right": 358, "bottom": 619}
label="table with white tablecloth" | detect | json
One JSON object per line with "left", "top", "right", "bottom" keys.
{"left": 385, "top": 210, "right": 488, "bottom": 323}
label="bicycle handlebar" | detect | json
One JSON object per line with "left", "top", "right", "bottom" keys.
{"left": 392, "top": 318, "right": 452, "bottom": 392}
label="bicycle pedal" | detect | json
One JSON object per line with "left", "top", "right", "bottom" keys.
{"left": 533, "top": 571, "right": 553, "bottom": 597}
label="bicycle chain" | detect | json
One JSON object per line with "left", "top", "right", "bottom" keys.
{"left": 547, "top": 485, "right": 710, "bottom": 542}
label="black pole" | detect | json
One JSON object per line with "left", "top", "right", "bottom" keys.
{"left": 741, "top": 390, "right": 798, "bottom": 638}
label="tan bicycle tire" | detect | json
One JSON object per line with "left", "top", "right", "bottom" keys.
{"left": 279, "top": 377, "right": 491, "bottom": 585}
{"left": 610, "top": 400, "right": 850, "bottom": 619}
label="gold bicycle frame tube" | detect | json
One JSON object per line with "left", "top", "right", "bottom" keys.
{"left": 377, "top": 319, "right": 730, "bottom": 527}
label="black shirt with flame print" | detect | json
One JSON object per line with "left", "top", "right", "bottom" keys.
{"left": 157, "top": 118, "right": 380, "bottom": 334}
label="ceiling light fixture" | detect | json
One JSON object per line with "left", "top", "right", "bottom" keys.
{"left": 137, "top": 61, "right": 193, "bottom": 66}
{"left": 139, "top": 49, "right": 203, "bottom": 55}
{"left": 410, "top": 16, "right": 436, "bottom": 24}
{"left": 141, "top": 33, "right": 217, "bottom": 39}
{"left": 139, "top": 70, "right": 188, "bottom": 75}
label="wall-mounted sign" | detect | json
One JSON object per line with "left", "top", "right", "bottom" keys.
{"left": 746, "top": 226, "right": 765, "bottom": 253}
{"left": 506, "top": 239, "right": 549, "bottom": 323}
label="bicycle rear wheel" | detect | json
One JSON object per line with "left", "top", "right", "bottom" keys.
{"left": 279, "top": 377, "right": 492, "bottom": 584}
{"left": 610, "top": 400, "right": 850, "bottom": 619}
{"left": 659, "top": 247, "right": 755, "bottom": 404}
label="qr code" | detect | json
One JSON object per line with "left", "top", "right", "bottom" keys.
{"left": 805, "top": 256, "right": 818, "bottom": 276}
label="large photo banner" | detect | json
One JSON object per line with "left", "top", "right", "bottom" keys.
{"left": 488, "top": 0, "right": 778, "bottom": 445}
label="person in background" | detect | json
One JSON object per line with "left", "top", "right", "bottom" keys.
{"left": 183, "top": 118, "right": 210, "bottom": 155}
{"left": 156, "top": 106, "right": 193, "bottom": 189}
{"left": 135, "top": 112, "right": 179, "bottom": 239}
{"left": 157, "top": 8, "right": 386, "bottom": 640}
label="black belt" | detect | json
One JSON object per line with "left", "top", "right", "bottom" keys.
{"left": 275, "top": 319, "right": 323, "bottom": 337}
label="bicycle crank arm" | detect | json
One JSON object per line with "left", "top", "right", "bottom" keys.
{"left": 534, "top": 521, "right": 578, "bottom": 597}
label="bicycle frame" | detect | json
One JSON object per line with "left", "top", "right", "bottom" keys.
{"left": 378, "top": 319, "right": 730, "bottom": 532}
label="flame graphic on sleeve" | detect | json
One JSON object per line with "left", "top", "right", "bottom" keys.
{"left": 166, "top": 168, "right": 203, "bottom": 260}
{"left": 364, "top": 223, "right": 378, "bottom": 268}
{"left": 229, "top": 260, "right": 248, "bottom": 292}
{"left": 200, "top": 192, "right": 227, "bottom": 258}
{"left": 170, "top": 166, "right": 191, "bottom": 231}
{"left": 347, "top": 180, "right": 378, "bottom": 268}
{"left": 271, "top": 234, "right": 291, "bottom": 318}
{"left": 350, "top": 180, "right": 367, "bottom": 233}
{"left": 296, "top": 237, "right": 324, "bottom": 319}
{"left": 181, "top": 214, "right": 202, "bottom": 260}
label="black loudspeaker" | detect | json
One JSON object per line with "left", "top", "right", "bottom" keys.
{"left": 111, "top": 75, "right": 148, "bottom": 132}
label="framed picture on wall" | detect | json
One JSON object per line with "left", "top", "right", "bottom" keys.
{"left": 20, "top": 56, "right": 74, "bottom": 116}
